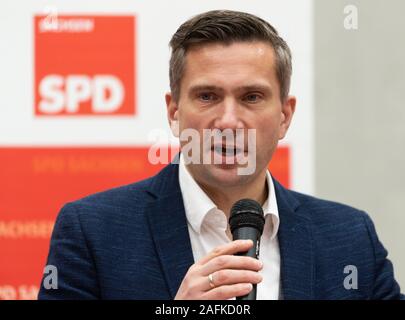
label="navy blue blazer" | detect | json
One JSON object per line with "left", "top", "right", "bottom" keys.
{"left": 38, "top": 162, "right": 403, "bottom": 299}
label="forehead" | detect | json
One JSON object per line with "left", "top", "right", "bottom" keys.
{"left": 181, "top": 41, "right": 278, "bottom": 91}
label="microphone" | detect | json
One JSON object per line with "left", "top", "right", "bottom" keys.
{"left": 229, "top": 198, "right": 265, "bottom": 300}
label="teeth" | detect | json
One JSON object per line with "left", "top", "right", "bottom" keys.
{"left": 213, "top": 146, "right": 241, "bottom": 156}
{"left": 214, "top": 146, "right": 223, "bottom": 153}
{"left": 224, "top": 148, "right": 234, "bottom": 156}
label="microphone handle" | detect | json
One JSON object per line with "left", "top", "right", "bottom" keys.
{"left": 233, "top": 226, "right": 260, "bottom": 300}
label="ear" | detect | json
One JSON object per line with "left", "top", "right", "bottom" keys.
{"left": 278, "top": 95, "right": 296, "bottom": 140}
{"left": 165, "top": 92, "right": 179, "bottom": 137}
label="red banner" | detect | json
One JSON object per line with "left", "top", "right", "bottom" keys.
{"left": 0, "top": 146, "right": 289, "bottom": 299}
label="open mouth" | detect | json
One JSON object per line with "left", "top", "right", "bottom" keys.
{"left": 212, "top": 145, "right": 244, "bottom": 157}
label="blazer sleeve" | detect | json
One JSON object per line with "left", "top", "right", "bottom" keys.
{"left": 38, "top": 203, "right": 100, "bottom": 299}
{"left": 362, "top": 212, "right": 404, "bottom": 300}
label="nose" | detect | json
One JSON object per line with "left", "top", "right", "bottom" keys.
{"left": 214, "top": 98, "right": 244, "bottom": 130}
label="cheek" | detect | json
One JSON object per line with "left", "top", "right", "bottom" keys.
{"left": 179, "top": 109, "right": 211, "bottom": 132}
{"left": 180, "top": 119, "right": 202, "bottom": 133}
{"left": 254, "top": 117, "right": 281, "bottom": 152}
{"left": 256, "top": 114, "right": 280, "bottom": 137}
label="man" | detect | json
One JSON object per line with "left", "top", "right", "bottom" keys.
{"left": 38, "top": 10, "right": 403, "bottom": 300}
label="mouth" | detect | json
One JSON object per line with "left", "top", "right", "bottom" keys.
{"left": 211, "top": 144, "right": 245, "bottom": 157}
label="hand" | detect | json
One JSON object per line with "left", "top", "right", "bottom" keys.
{"left": 174, "top": 240, "right": 263, "bottom": 300}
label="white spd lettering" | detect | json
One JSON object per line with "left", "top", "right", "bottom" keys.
{"left": 38, "top": 75, "right": 124, "bottom": 113}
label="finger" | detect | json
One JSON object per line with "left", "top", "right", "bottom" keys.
{"left": 210, "top": 269, "right": 262, "bottom": 289}
{"left": 201, "top": 283, "right": 253, "bottom": 300}
{"left": 197, "top": 240, "right": 253, "bottom": 266}
{"left": 197, "top": 269, "right": 262, "bottom": 291}
{"left": 200, "top": 255, "right": 263, "bottom": 276}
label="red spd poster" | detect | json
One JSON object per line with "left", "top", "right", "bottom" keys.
{"left": 34, "top": 15, "right": 135, "bottom": 116}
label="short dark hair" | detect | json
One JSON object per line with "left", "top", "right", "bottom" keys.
{"left": 169, "top": 10, "right": 292, "bottom": 102}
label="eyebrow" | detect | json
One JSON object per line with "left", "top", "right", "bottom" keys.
{"left": 236, "top": 84, "right": 273, "bottom": 94}
{"left": 188, "top": 85, "right": 224, "bottom": 96}
{"left": 188, "top": 84, "right": 273, "bottom": 96}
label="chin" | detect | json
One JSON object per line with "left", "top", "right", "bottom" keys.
{"left": 204, "top": 164, "right": 252, "bottom": 186}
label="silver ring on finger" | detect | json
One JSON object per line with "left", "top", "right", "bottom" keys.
{"left": 208, "top": 273, "right": 216, "bottom": 289}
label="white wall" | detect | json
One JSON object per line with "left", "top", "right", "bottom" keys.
{"left": 314, "top": 0, "right": 405, "bottom": 288}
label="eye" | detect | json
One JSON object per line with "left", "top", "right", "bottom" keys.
{"left": 243, "top": 93, "right": 262, "bottom": 103}
{"left": 198, "top": 92, "right": 217, "bottom": 102}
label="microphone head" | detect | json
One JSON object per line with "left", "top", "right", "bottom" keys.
{"left": 229, "top": 199, "right": 265, "bottom": 235}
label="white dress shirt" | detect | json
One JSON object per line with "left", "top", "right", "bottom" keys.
{"left": 178, "top": 154, "right": 281, "bottom": 300}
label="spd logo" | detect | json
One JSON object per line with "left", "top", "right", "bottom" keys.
{"left": 34, "top": 15, "right": 135, "bottom": 116}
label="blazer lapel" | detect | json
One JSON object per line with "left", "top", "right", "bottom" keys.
{"left": 273, "top": 179, "right": 315, "bottom": 300}
{"left": 145, "top": 162, "right": 195, "bottom": 299}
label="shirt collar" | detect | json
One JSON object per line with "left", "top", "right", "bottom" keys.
{"left": 179, "top": 153, "right": 280, "bottom": 240}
